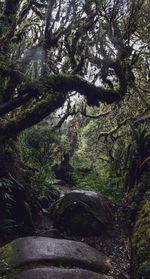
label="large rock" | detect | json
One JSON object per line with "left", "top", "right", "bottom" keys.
{"left": 13, "top": 268, "right": 113, "bottom": 279}
{"left": 0, "top": 236, "right": 111, "bottom": 273}
{"left": 50, "top": 190, "right": 113, "bottom": 235}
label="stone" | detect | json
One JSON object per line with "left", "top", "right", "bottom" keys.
{"left": 0, "top": 237, "right": 111, "bottom": 273}
{"left": 50, "top": 190, "right": 113, "bottom": 235}
{"left": 13, "top": 268, "right": 113, "bottom": 279}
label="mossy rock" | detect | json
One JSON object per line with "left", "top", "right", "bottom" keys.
{"left": 50, "top": 190, "right": 113, "bottom": 235}
{"left": 0, "top": 236, "right": 112, "bottom": 278}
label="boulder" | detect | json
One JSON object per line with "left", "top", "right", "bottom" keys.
{"left": 0, "top": 236, "right": 111, "bottom": 273}
{"left": 13, "top": 268, "right": 113, "bottom": 279}
{"left": 50, "top": 190, "right": 113, "bottom": 235}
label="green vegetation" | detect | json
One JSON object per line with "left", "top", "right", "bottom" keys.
{"left": 72, "top": 171, "right": 124, "bottom": 200}
{"left": 19, "top": 127, "right": 61, "bottom": 180}
{"left": 0, "top": 178, "right": 17, "bottom": 236}
{"left": 132, "top": 198, "right": 150, "bottom": 278}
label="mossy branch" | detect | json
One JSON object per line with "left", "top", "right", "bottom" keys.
{"left": 0, "top": 73, "right": 122, "bottom": 118}
{"left": 0, "top": 73, "right": 124, "bottom": 140}
{"left": 46, "top": 74, "right": 121, "bottom": 105}
{"left": 98, "top": 117, "right": 135, "bottom": 140}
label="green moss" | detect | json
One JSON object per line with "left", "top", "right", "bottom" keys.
{"left": 131, "top": 199, "right": 150, "bottom": 278}
{"left": 0, "top": 243, "right": 14, "bottom": 278}
{"left": 0, "top": 239, "right": 84, "bottom": 278}
{"left": 127, "top": 173, "right": 150, "bottom": 226}
{"left": 0, "top": 243, "right": 13, "bottom": 263}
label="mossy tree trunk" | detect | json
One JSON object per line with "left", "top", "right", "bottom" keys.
{"left": 128, "top": 173, "right": 150, "bottom": 279}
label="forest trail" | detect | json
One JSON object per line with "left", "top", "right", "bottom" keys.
{"left": 0, "top": 182, "right": 130, "bottom": 279}
{"left": 33, "top": 182, "right": 130, "bottom": 279}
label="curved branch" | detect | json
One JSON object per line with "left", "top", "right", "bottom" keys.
{"left": 0, "top": 73, "right": 122, "bottom": 118}
{"left": 41, "top": 74, "right": 122, "bottom": 105}
{"left": 0, "top": 92, "right": 66, "bottom": 141}
{"left": 0, "top": 73, "right": 125, "bottom": 140}
{"left": 98, "top": 117, "right": 135, "bottom": 140}
{"left": 0, "top": 93, "right": 33, "bottom": 116}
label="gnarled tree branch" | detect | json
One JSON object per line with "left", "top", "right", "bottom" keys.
{"left": 0, "top": 73, "right": 122, "bottom": 119}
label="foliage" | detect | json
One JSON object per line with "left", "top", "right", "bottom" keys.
{"left": 131, "top": 198, "right": 150, "bottom": 279}
{"left": 29, "top": 174, "right": 60, "bottom": 198}
{"left": 0, "top": 0, "right": 149, "bottom": 141}
{"left": 0, "top": 259, "right": 12, "bottom": 279}
{"left": 0, "top": 178, "right": 17, "bottom": 236}
{"left": 72, "top": 171, "right": 125, "bottom": 200}
{"left": 125, "top": 126, "right": 150, "bottom": 191}
{"left": 0, "top": 0, "right": 149, "bottom": 194}
{"left": 19, "top": 127, "right": 61, "bottom": 180}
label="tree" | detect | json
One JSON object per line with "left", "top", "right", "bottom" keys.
{"left": 0, "top": 0, "right": 148, "bottom": 178}
{"left": 0, "top": 0, "right": 148, "bottom": 140}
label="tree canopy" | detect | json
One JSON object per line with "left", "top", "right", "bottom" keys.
{"left": 0, "top": 0, "right": 150, "bottom": 142}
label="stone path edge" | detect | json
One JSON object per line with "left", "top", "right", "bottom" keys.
{"left": 12, "top": 267, "right": 113, "bottom": 279}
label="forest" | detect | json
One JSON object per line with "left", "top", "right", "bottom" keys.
{"left": 0, "top": 0, "right": 150, "bottom": 278}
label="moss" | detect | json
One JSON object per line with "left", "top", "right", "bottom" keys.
{"left": 0, "top": 243, "right": 14, "bottom": 278}
{"left": 127, "top": 173, "right": 150, "bottom": 226}
{"left": 0, "top": 243, "right": 13, "bottom": 260}
{"left": 131, "top": 199, "right": 150, "bottom": 278}
{"left": 0, "top": 240, "right": 85, "bottom": 278}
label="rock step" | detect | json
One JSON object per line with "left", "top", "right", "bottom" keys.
{"left": 0, "top": 237, "right": 111, "bottom": 274}
{"left": 13, "top": 267, "right": 113, "bottom": 279}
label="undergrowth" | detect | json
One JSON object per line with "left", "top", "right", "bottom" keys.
{"left": 72, "top": 171, "right": 125, "bottom": 200}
